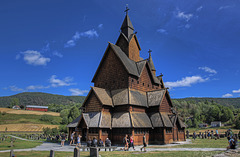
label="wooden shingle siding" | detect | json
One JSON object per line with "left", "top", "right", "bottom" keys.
{"left": 130, "top": 66, "right": 160, "bottom": 92}
{"left": 94, "top": 48, "right": 129, "bottom": 90}
{"left": 159, "top": 94, "right": 172, "bottom": 113}
{"left": 129, "top": 36, "right": 140, "bottom": 62}
{"left": 116, "top": 34, "right": 129, "bottom": 57}
{"left": 85, "top": 92, "right": 102, "bottom": 112}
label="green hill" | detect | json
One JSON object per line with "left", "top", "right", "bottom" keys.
{"left": 0, "top": 92, "right": 85, "bottom": 107}
{"left": 173, "top": 97, "right": 240, "bottom": 108}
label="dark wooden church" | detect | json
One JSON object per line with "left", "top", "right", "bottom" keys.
{"left": 68, "top": 10, "right": 186, "bottom": 145}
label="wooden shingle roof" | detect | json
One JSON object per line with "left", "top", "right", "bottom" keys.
{"left": 67, "top": 115, "right": 81, "bottom": 128}
{"left": 130, "top": 112, "right": 152, "bottom": 128}
{"left": 161, "top": 113, "right": 173, "bottom": 127}
{"left": 148, "top": 112, "right": 164, "bottom": 127}
{"left": 112, "top": 112, "right": 132, "bottom": 128}
{"left": 92, "top": 87, "right": 113, "bottom": 106}
{"left": 147, "top": 89, "right": 166, "bottom": 107}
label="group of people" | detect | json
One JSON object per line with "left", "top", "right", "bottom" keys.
{"left": 123, "top": 134, "right": 135, "bottom": 151}
{"left": 226, "top": 129, "right": 238, "bottom": 150}
{"left": 86, "top": 137, "right": 111, "bottom": 148}
{"left": 69, "top": 131, "right": 82, "bottom": 147}
{"left": 189, "top": 129, "right": 220, "bottom": 140}
{"left": 122, "top": 133, "right": 147, "bottom": 152}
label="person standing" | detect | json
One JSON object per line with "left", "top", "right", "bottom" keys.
{"left": 70, "top": 131, "right": 75, "bottom": 145}
{"left": 140, "top": 133, "right": 147, "bottom": 152}
{"left": 60, "top": 133, "right": 66, "bottom": 147}
{"left": 186, "top": 130, "right": 189, "bottom": 138}
{"left": 123, "top": 134, "right": 128, "bottom": 151}
{"left": 216, "top": 129, "right": 219, "bottom": 139}
{"left": 105, "top": 138, "right": 111, "bottom": 147}
{"left": 76, "top": 134, "right": 81, "bottom": 148}
{"left": 193, "top": 131, "right": 196, "bottom": 140}
{"left": 129, "top": 135, "right": 135, "bottom": 150}
{"left": 207, "top": 130, "right": 210, "bottom": 139}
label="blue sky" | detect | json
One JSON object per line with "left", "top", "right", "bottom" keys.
{"left": 0, "top": 0, "right": 239, "bottom": 98}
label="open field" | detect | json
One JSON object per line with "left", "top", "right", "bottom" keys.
{"left": 149, "top": 138, "right": 228, "bottom": 149}
{"left": 0, "top": 108, "right": 60, "bottom": 116}
{"left": 0, "top": 124, "right": 58, "bottom": 132}
{"left": 188, "top": 127, "right": 240, "bottom": 134}
{"left": 0, "top": 150, "right": 223, "bottom": 157}
{"left": 0, "top": 137, "right": 42, "bottom": 151}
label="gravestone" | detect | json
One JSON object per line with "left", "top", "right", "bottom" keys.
{"left": 74, "top": 148, "right": 80, "bottom": 157}
{"left": 10, "top": 149, "right": 14, "bottom": 157}
{"left": 90, "top": 147, "right": 99, "bottom": 157}
{"left": 50, "top": 150, "right": 55, "bottom": 157}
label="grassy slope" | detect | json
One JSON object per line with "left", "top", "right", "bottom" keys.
{"left": 0, "top": 151, "right": 222, "bottom": 157}
{"left": 0, "top": 108, "right": 60, "bottom": 116}
{"left": 0, "top": 137, "right": 42, "bottom": 151}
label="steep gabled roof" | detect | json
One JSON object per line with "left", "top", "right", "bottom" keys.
{"left": 121, "top": 14, "right": 134, "bottom": 39}
{"left": 147, "top": 89, "right": 166, "bottom": 107}
{"left": 148, "top": 54, "right": 156, "bottom": 71}
{"left": 161, "top": 113, "right": 173, "bottom": 127}
{"left": 67, "top": 115, "right": 81, "bottom": 128}
{"left": 92, "top": 86, "right": 113, "bottom": 106}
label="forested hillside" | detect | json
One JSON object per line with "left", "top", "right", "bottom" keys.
{"left": 174, "top": 97, "right": 240, "bottom": 108}
{"left": 0, "top": 92, "right": 85, "bottom": 107}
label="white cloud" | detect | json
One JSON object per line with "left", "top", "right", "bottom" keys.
{"left": 26, "top": 85, "right": 50, "bottom": 90}
{"left": 49, "top": 75, "right": 74, "bottom": 87}
{"left": 9, "top": 86, "right": 24, "bottom": 92}
{"left": 22, "top": 50, "right": 50, "bottom": 66}
{"left": 64, "top": 29, "right": 99, "bottom": 48}
{"left": 222, "top": 93, "right": 233, "bottom": 98}
{"left": 69, "top": 88, "right": 88, "bottom": 96}
{"left": 157, "top": 29, "right": 168, "bottom": 34}
{"left": 165, "top": 76, "right": 208, "bottom": 88}
{"left": 196, "top": 6, "right": 203, "bottom": 12}
{"left": 199, "top": 66, "right": 217, "bottom": 75}
{"left": 232, "top": 89, "right": 240, "bottom": 93}
{"left": 176, "top": 11, "right": 193, "bottom": 22}
{"left": 98, "top": 24, "right": 103, "bottom": 29}
{"left": 219, "top": 5, "right": 234, "bottom": 11}
{"left": 53, "top": 51, "right": 63, "bottom": 58}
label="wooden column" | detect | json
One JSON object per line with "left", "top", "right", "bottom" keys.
{"left": 99, "top": 129, "right": 102, "bottom": 140}
{"left": 163, "top": 128, "right": 166, "bottom": 144}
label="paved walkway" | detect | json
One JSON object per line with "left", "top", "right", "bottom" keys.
{"left": 0, "top": 139, "right": 226, "bottom": 153}
{"left": 6, "top": 135, "right": 43, "bottom": 142}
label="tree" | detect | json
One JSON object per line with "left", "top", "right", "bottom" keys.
{"left": 9, "top": 98, "right": 19, "bottom": 108}
{"left": 61, "top": 116, "right": 68, "bottom": 125}
{"left": 60, "top": 109, "right": 70, "bottom": 118}
{"left": 235, "top": 115, "right": 240, "bottom": 129}
{"left": 69, "top": 106, "right": 80, "bottom": 120}
{"left": 221, "top": 107, "right": 234, "bottom": 122}
{"left": 68, "top": 117, "right": 73, "bottom": 124}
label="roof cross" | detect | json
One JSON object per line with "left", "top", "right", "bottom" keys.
{"left": 125, "top": 4, "right": 130, "bottom": 15}
{"left": 148, "top": 49, "right": 152, "bottom": 56}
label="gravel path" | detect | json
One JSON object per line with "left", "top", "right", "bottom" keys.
{"left": 0, "top": 139, "right": 226, "bottom": 153}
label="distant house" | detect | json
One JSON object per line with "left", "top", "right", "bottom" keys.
{"left": 12, "top": 105, "right": 21, "bottom": 110}
{"left": 26, "top": 105, "right": 48, "bottom": 112}
{"left": 199, "top": 123, "right": 208, "bottom": 128}
{"left": 211, "top": 121, "right": 221, "bottom": 127}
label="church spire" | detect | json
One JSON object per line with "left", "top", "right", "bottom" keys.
{"left": 121, "top": 5, "right": 134, "bottom": 39}
{"left": 148, "top": 49, "right": 156, "bottom": 75}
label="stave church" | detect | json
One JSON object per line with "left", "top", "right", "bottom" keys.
{"left": 67, "top": 8, "right": 186, "bottom": 145}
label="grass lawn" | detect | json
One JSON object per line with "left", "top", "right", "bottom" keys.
{"left": 0, "top": 113, "right": 61, "bottom": 125}
{"left": 149, "top": 138, "right": 228, "bottom": 148}
{"left": 0, "top": 150, "right": 223, "bottom": 157}
{"left": 187, "top": 127, "right": 240, "bottom": 134}
{"left": 0, "top": 137, "right": 42, "bottom": 151}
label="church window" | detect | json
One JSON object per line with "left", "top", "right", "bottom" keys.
{"left": 143, "top": 83, "right": 144, "bottom": 86}
{"left": 166, "top": 128, "right": 172, "bottom": 133}
{"left": 137, "top": 81, "right": 139, "bottom": 84}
